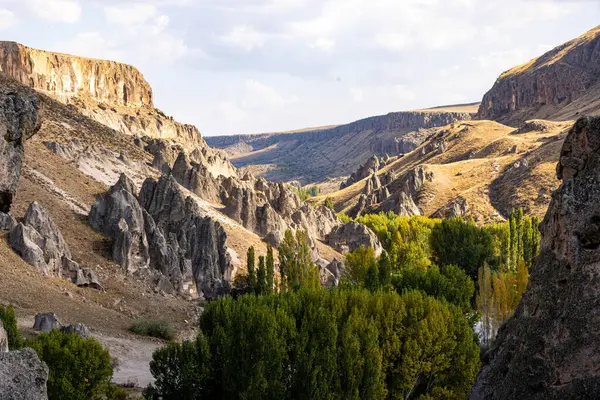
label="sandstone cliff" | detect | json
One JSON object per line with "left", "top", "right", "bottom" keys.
{"left": 206, "top": 107, "right": 475, "bottom": 183}
{"left": 0, "top": 41, "right": 152, "bottom": 108}
{"left": 471, "top": 116, "right": 600, "bottom": 399}
{"left": 477, "top": 25, "right": 600, "bottom": 125}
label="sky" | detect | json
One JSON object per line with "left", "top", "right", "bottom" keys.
{"left": 0, "top": 0, "right": 598, "bottom": 136}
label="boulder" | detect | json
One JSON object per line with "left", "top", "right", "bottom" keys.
{"left": 33, "top": 312, "right": 62, "bottom": 333}
{"left": 0, "top": 321, "right": 8, "bottom": 352}
{"left": 0, "top": 348, "right": 48, "bottom": 400}
{"left": 0, "top": 89, "right": 41, "bottom": 213}
{"left": 60, "top": 323, "right": 91, "bottom": 339}
{"left": 327, "top": 222, "right": 383, "bottom": 257}
{"left": 471, "top": 117, "right": 600, "bottom": 399}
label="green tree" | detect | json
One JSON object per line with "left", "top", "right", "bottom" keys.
{"left": 476, "top": 264, "right": 493, "bottom": 348}
{"left": 378, "top": 251, "right": 392, "bottom": 288}
{"left": 145, "top": 334, "right": 212, "bottom": 400}
{"left": 278, "top": 230, "right": 319, "bottom": 291}
{"left": 26, "top": 330, "right": 113, "bottom": 400}
{"left": 266, "top": 245, "right": 275, "bottom": 294}
{"left": 343, "top": 246, "right": 377, "bottom": 287}
{"left": 430, "top": 217, "right": 494, "bottom": 280}
{"left": 247, "top": 246, "right": 257, "bottom": 293}
{"left": 0, "top": 304, "right": 21, "bottom": 350}
{"left": 257, "top": 256, "right": 267, "bottom": 295}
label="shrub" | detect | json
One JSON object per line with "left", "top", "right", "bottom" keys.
{"left": 145, "top": 336, "right": 212, "bottom": 400}
{"left": 0, "top": 304, "right": 21, "bottom": 350}
{"left": 129, "top": 319, "right": 174, "bottom": 341}
{"left": 324, "top": 197, "right": 335, "bottom": 210}
{"left": 26, "top": 330, "right": 113, "bottom": 400}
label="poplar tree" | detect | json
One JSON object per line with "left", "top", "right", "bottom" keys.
{"left": 266, "top": 245, "right": 275, "bottom": 294}
{"left": 257, "top": 256, "right": 267, "bottom": 295}
{"left": 247, "top": 246, "right": 256, "bottom": 294}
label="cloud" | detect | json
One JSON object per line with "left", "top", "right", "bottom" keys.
{"left": 0, "top": 9, "right": 16, "bottom": 29}
{"left": 26, "top": 0, "right": 81, "bottom": 23}
{"left": 220, "top": 26, "right": 267, "bottom": 51}
{"left": 104, "top": 3, "right": 158, "bottom": 26}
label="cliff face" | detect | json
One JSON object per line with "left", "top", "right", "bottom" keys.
{"left": 471, "top": 116, "right": 600, "bottom": 399}
{"left": 0, "top": 41, "right": 153, "bottom": 108}
{"left": 206, "top": 109, "right": 474, "bottom": 183}
{"left": 477, "top": 25, "right": 600, "bottom": 125}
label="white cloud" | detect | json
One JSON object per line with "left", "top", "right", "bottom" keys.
{"left": 242, "top": 79, "right": 299, "bottom": 109}
{"left": 220, "top": 26, "right": 267, "bottom": 52}
{"left": 104, "top": 3, "right": 157, "bottom": 26}
{"left": 0, "top": 9, "right": 17, "bottom": 29}
{"left": 26, "top": 0, "right": 81, "bottom": 23}
{"left": 308, "top": 37, "right": 335, "bottom": 52}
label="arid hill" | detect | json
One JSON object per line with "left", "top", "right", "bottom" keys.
{"left": 478, "top": 25, "right": 600, "bottom": 125}
{"left": 206, "top": 103, "right": 478, "bottom": 184}
{"left": 320, "top": 118, "right": 571, "bottom": 222}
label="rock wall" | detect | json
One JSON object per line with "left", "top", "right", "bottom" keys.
{"left": 477, "top": 26, "right": 600, "bottom": 124}
{"left": 0, "top": 41, "right": 152, "bottom": 107}
{"left": 0, "top": 87, "right": 41, "bottom": 212}
{"left": 471, "top": 116, "right": 600, "bottom": 399}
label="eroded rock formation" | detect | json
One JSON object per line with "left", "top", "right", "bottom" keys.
{"left": 327, "top": 222, "right": 383, "bottom": 257}
{"left": 0, "top": 87, "right": 41, "bottom": 212}
{"left": 9, "top": 202, "right": 100, "bottom": 288}
{"left": 471, "top": 116, "right": 600, "bottom": 399}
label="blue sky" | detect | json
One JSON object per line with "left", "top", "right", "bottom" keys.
{"left": 0, "top": 0, "right": 598, "bottom": 136}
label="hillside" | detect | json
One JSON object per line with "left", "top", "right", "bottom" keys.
{"left": 321, "top": 118, "right": 571, "bottom": 222}
{"left": 206, "top": 104, "right": 477, "bottom": 184}
{"left": 478, "top": 25, "right": 600, "bottom": 125}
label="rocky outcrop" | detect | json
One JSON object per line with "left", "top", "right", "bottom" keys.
{"left": 172, "top": 152, "right": 222, "bottom": 203}
{"left": 0, "top": 87, "right": 41, "bottom": 212}
{"left": 0, "top": 322, "right": 8, "bottom": 352}
{"left": 327, "top": 222, "right": 383, "bottom": 257}
{"left": 341, "top": 155, "right": 383, "bottom": 189}
{"left": 140, "top": 174, "right": 232, "bottom": 299}
{"left": 89, "top": 174, "right": 150, "bottom": 273}
{"left": 8, "top": 202, "right": 93, "bottom": 285}
{"left": 471, "top": 116, "right": 600, "bottom": 399}
{"left": 207, "top": 109, "right": 474, "bottom": 183}
{"left": 0, "top": 348, "right": 48, "bottom": 400}
{"left": 0, "top": 41, "right": 152, "bottom": 107}
{"left": 0, "top": 211, "right": 16, "bottom": 231}
{"left": 60, "top": 323, "right": 91, "bottom": 339}
{"left": 477, "top": 26, "right": 600, "bottom": 124}
{"left": 433, "top": 197, "right": 469, "bottom": 219}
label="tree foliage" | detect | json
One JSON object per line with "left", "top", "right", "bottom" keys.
{"left": 148, "top": 289, "right": 480, "bottom": 400}
{"left": 26, "top": 330, "right": 113, "bottom": 400}
{"left": 278, "top": 230, "right": 320, "bottom": 291}
{"left": 0, "top": 304, "right": 21, "bottom": 350}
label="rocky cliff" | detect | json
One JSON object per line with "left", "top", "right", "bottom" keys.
{"left": 0, "top": 41, "right": 152, "bottom": 107}
{"left": 477, "top": 25, "right": 600, "bottom": 125}
{"left": 206, "top": 108, "right": 474, "bottom": 183}
{"left": 471, "top": 116, "right": 600, "bottom": 399}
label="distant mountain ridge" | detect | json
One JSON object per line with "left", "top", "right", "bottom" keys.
{"left": 206, "top": 105, "right": 477, "bottom": 184}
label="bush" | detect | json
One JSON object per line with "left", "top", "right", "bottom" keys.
{"left": 324, "top": 197, "right": 335, "bottom": 210}
{"left": 129, "top": 319, "right": 174, "bottom": 341}
{"left": 0, "top": 304, "right": 21, "bottom": 350}
{"left": 145, "top": 336, "right": 212, "bottom": 400}
{"left": 26, "top": 330, "right": 113, "bottom": 400}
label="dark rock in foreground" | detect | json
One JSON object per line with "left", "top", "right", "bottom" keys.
{"left": 0, "top": 348, "right": 48, "bottom": 400}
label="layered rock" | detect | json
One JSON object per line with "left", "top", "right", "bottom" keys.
{"left": 0, "top": 348, "right": 48, "bottom": 400}
{"left": 471, "top": 116, "right": 600, "bottom": 399}
{"left": 327, "top": 222, "right": 383, "bottom": 257}
{"left": 477, "top": 25, "right": 600, "bottom": 124}
{"left": 0, "top": 87, "right": 41, "bottom": 212}
{"left": 0, "top": 41, "right": 152, "bottom": 107}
